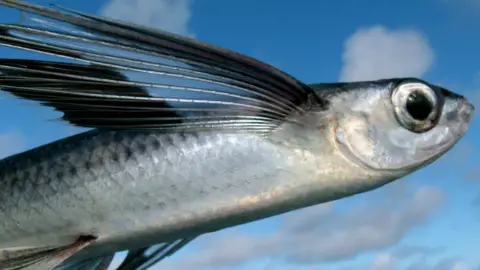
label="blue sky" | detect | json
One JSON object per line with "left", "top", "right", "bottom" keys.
{"left": 0, "top": 0, "right": 479, "bottom": 269}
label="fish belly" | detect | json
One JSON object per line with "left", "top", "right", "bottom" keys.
{"left": 0, "top": 129, "right": 312, "bottom": 253}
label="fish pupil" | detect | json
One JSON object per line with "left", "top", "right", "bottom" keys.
{"left": 406, "top": 91, "right": 433, "bottom": 121}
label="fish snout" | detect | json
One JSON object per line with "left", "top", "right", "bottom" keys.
{"left": 460, "top": 97, "right": 475, "bottom": 124}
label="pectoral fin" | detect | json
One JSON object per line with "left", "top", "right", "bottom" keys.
{"left": 0, "top": 236, "right": 96, "bottom": 270}
{"left": 0, "top": 0, "right": 325, "bottom": 134}
{"left": 116, "top": 237, "right": 196, "bottom": 270}
{"left": 57, "top": 254, "right": 114, "bottom": 270}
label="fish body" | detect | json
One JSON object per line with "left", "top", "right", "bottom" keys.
{"left": 0, "top": 119, "right": 384, "bottom": 257}
{"left": 0, "top": 1, "right": 473, "bottom": 269}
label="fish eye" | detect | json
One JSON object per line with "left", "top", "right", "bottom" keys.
{"left": 405, "top": 91, "right": 434, "bottom": 121}
{"left": 391, "top": 82, "right": 441, "bottom": 133}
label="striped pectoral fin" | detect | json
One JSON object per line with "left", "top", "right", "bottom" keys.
{"left": 57, "top": 254, "right": 114, "bottom": 270}
{"left": 0, "top": 0, "right": 326, "bottom": 135}
{"left": 0, "top": 235, "right": 96, "bottom": 270}
{"left": 116, "top": 237, "right": 197, "bottom": 270}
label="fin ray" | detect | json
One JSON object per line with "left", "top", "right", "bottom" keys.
{"left": 116, "top": 237, "right": 196, "bottom": 270}
{"left": 0, "top": 236, "right": 95, "bottom": 270}
{"left": 0, "top": 0, "right": 323, "bottom": 133}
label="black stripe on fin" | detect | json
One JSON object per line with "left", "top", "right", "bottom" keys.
{"left": 0, "top": 59, "right": 181, "bottom": 128}
{"left": 116, "top": 237, "right": 196, "bottom": 270}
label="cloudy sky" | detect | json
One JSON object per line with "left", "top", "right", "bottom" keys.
{"left": 0, "top": 0, "right": 479, "bottom": 269}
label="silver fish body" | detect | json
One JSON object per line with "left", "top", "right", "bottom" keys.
{"left": 0, "top": 119, "right": 389, "bottom": 257}
{"left": 0, "top": 1, "right": 474, "bottom": 269}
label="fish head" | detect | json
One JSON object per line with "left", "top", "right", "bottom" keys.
{"left": 315, "top": 78, "right": 474, "bottom": 173}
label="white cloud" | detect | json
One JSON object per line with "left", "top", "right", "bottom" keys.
{"left": 406, "top": 257, "right": 472, "bottom": 270}
{"left": 159, "top": 184, "right": 444, "bottom": 270}
{"left": 100, "top": 0, "right": 194, "bottom": 37}
{"left": 339, "top": 26, "right": 434, "bottom": 81}
{"left": 453, "top": 261, "right": 472, "bottom": 270}
{"left": 371, "top": 252, "right": 397, "bottom": 270}
{"left": 366, "top": 246, "right": 473, "bottom": 270}
{"left": 0, "top": 131, "right": 26, "bottom": 158}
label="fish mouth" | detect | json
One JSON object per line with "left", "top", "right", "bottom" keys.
{"left": 333, "top": 125, "right": 457, "bottom": 172}
{"left": 418, "top": 139, "right": 452, "bottom": 152}
{"left": 460, "top": 99, "right": 475, "bottom": 128}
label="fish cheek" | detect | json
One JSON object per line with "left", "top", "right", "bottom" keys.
{"left": 336, "top": 112, "right": 416, "bottom": 170}
{"left": 335, "top": 113, "right": 380, "bottom": 168}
